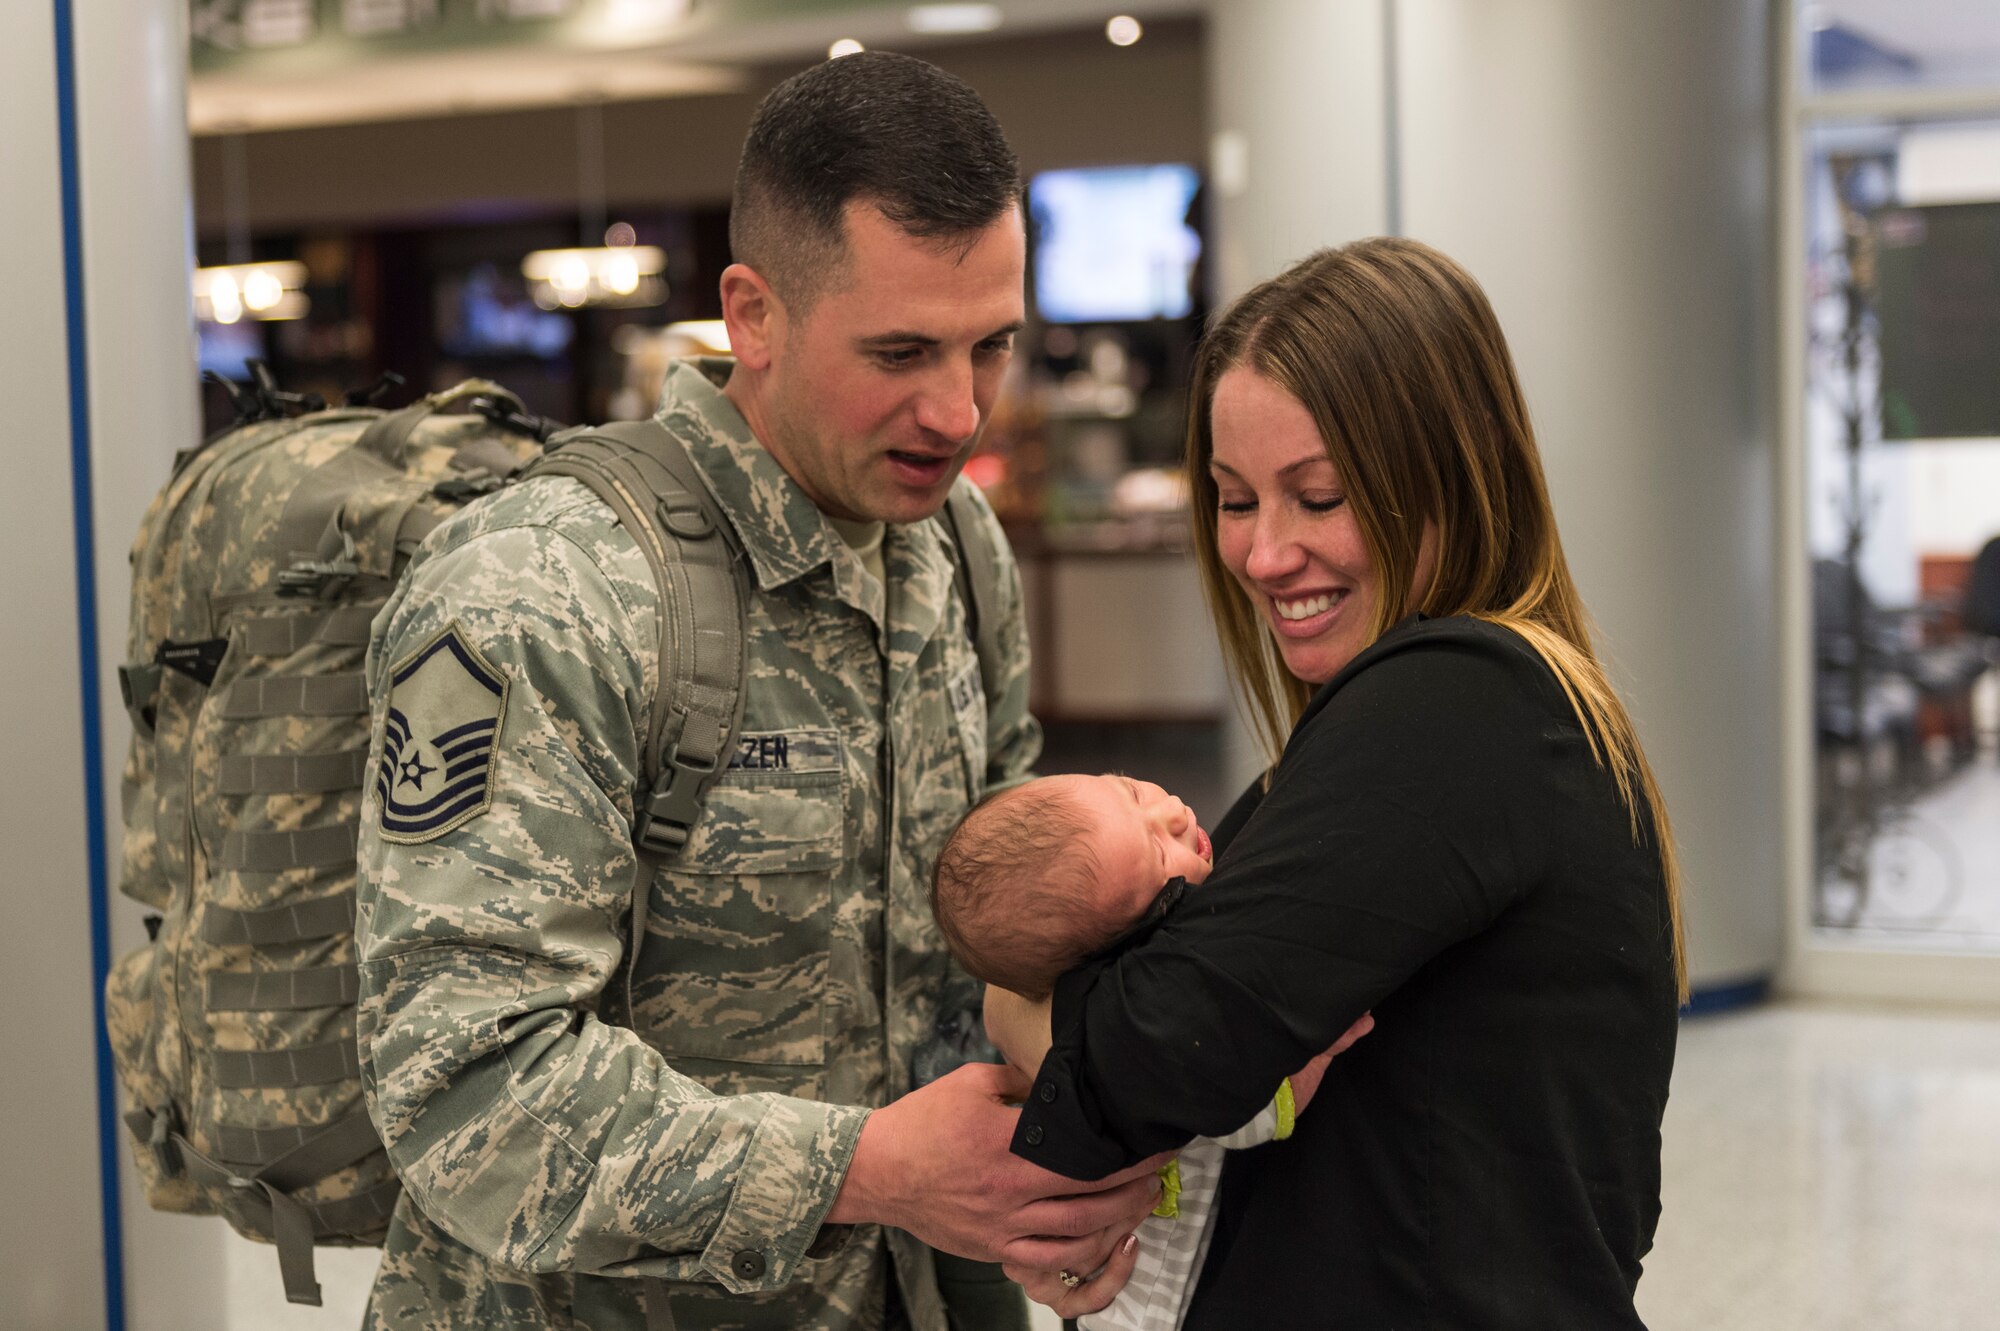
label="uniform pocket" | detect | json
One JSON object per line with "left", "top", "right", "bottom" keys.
{"left": 631, "top": 769, "right": 843, "bottom": 1069}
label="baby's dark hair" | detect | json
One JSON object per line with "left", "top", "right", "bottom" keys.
{"left": 931, "top": 780, "right": 1129, "bottom": 1000}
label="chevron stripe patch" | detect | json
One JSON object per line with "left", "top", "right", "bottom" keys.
{"left": 375, "top": 622, "right": 508, "bottom": 844}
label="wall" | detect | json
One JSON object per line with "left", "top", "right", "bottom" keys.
{"left": 1, "top": 1, "right": 114, "bottom": 1325}
{"left": 1209, "top": 0, "right": 1784, "bottom": 991}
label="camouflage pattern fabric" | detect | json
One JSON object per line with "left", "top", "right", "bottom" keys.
{"left": 356, "top": 359, "right": 1040, "bottom": 1331}
{"left": 105, "top": 393, "right": 542, "bottom": 1276}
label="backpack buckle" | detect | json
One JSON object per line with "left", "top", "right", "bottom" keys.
{"left": 636, "top": 746, "right": 719, "bottom": 855}
{"left": 276, "top": 557, "right": 360, "bottom": 599}
{"left": 432, "top": 473, "right": 505, "bottom": 503}
{"left": 147, "top": 1103, "right": 183, "bottom": 1179}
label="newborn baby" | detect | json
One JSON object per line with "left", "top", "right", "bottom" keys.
{"left": 931, "top": 773, "right": 1303, "bottom": 1331}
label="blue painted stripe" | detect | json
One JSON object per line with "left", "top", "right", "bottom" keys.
{"left": 53, "top": 0, "right": 126, "bottom": 1326}
{"left": 1681, "top": 975, "right": 1772, "bottom": 1018}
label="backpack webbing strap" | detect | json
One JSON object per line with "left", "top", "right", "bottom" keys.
{"left": 213, "top": 1117, "right": 352, "bottom": 1167}
{"left": 219, "top": 674, "right": 369, "bottom": 719}
{"left": 937, "top": 485, "right": 1006, "bottom": 710}
{"left": 646, "top": 1284, "right": 679, "bottom": 1331}
{"left": 203, "top": 890, "right": 356, "bottom": 946}
{"left": 215, "top": 821, "right": 359, "bottom": 872}
{"left": 216, "top": 748, "right": 369, "bottom": 796}
{"left": 240, "top": 605, "right": 379, "bottom": 656}
{"left": 121, "top": 1102, "right": 394, "bottom": 1306}
{"left": 213, "top": 1037, "right": 360, "bottom": 1089}
{"left": 527, "top": 420, "right": 749, "bottom": 857}
{"left": 206, "top": 965, "right": 360, "bottom": 1012}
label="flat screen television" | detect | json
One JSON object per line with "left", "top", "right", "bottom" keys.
{"left": 1030, "top": 164, "right": 1201, "bottom": 324}
{"left": 1875, "top": 202, "right": 2000, "bottom": 440}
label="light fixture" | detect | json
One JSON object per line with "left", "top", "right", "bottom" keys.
{"left": 1106, "top": 14, "right": 1142, "bottom": 46}
{"left": 828, "top": 37, "right": 865, "bottom": 58}
{"left": 521, "top": 97, "right": 668, "bottom": 309}
{"left": 194, "top": 131, "right": 309, "bottom": 325}
{"left": 194, "top": 261, "right": 309, "bottom": 324}
{"left": 905, "top": 3, "right": 1002, "bottom": 35}
{"left": 523, "top": 242, "right": 666, "bottom": 309}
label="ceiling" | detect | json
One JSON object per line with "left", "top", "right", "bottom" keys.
{"left": 189, "top": 0, "right": 1204, "bottom": 134}
{"left": 1813, "top": 0, "right": 2000, "bottom": 80}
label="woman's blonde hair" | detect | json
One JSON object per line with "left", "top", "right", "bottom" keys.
{"left": 1185, "top": 238, "right": 1686, "bottom": 999}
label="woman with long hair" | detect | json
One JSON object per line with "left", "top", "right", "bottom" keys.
{"left": 1004, "top": 238, "right": 1685, "bottom": 1327}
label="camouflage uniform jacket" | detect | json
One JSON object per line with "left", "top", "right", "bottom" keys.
{"left": 354, "top": 358, "right": 1040, "bottom": 1330}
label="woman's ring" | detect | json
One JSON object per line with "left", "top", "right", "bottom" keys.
{"left": 1057, "top": 1269, "right": 1084, "bottom": 1289}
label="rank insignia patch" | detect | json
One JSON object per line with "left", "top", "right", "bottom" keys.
{"left": 376, "top": 622, "right": 509, "bottom": 844}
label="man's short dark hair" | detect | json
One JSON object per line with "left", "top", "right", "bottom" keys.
{"left": 731, "top": 51, "right": 1022, "bottom": 307}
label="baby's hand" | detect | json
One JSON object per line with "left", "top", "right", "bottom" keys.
{"left": 983, "top": 986, "right": 1055, "bottom": 1080}
{"left": 1289, "top": 1012, "right": 1375, "bottom": 1115}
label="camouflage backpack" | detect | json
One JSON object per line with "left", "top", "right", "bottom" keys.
{"left": 105, "top": 388, "right": 1007, "bottom": 1306}
{"left": 105, "top": 378, "right": 549, "bottom": 1305}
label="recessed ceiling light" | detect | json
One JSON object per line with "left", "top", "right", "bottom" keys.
{"left": 1106, "top": 15, "right": 1143, "bottom": 46}
{"left": 829, "top": 37, "right": 865, "bottom": 58}
{"left": 906, "top": 3, "right": 1003, "bottom": 35}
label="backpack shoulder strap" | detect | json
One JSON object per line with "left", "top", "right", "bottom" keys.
{"left": 938, "top": 481, "right": 1007, "bottom": 710}
{"left": 524, "top": 420, "right": 749, "bottom": 858}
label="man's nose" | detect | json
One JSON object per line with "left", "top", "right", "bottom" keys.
{"left": 916, "top": 360, "right": 981, "bottom": 444}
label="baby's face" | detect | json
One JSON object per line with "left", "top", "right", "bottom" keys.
{"left": 1053, "top": 773, "right": 1214, "bottom": 928}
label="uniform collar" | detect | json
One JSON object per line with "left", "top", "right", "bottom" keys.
{"left": 655, "top": 359, "right": 960, "bottom": 659}
{"left": 655, "top": 356, "right": 841, "bottom": 593}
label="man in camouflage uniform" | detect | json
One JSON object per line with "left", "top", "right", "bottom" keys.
{"left": 355, "top": 52, "right": 1162, "bottom": 1331}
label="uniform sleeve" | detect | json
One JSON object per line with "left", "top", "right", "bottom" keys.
{"left": 1013, "top": 635, "right": 1556, "bottom": 1180}
{"left": 963, "top": 490, "right": 1041, "bottom": 794}
{"left": 355, "top": 523, "right": 865, "bottom": 1290}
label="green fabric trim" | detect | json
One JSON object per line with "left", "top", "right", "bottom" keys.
{"left": 1274, "top": 1077, "right": 1297, "bottom": 1141}
{"left": 1152, "top": 1158, "right": 1181, "bottom": 1219}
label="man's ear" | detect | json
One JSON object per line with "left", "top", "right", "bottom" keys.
{"left": 719, "top": 262, "right": 782, "bottom": 372}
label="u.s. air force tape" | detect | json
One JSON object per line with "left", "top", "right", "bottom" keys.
{"left": 375, "top": 622, "right": 508, "bottom": 844}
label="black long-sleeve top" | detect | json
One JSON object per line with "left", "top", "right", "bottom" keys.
{"left": 1013, "top": 616, "right": 1679, "bottom": 1329}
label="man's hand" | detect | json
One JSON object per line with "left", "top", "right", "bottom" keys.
{"left": 1288, "top": 1011, "right": 1375, "bottom": 1115}
{"left": 827, "top": 1062, "right": 1167, "bottom": 1273}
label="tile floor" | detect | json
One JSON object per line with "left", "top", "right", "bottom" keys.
{"left": 223, "top": 999, "right": 2000, "bottom": 1331}
{"left": 1635, "top": 1000, "right": 2000, "bottom": 1331}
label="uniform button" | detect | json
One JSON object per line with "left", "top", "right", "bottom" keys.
{"left": 1023, "top": 1124, "right": 1045, "bottom": 1146}
{"left": 1038, "top": 1082, "right": 1058, "bottom": 1104}
{"left": 731, "top": 1249, "right": 766, "bottom": 1280}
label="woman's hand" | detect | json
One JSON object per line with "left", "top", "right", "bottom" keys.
{"left": 1289, "top": 1011, "right": 1375, "bottom": 1115}
{"left": 1004, "top": 1229, "right": 1143, "bottom": 1319}
{"left": 983, "top": 985, "right": 1055, "bottom": 1079}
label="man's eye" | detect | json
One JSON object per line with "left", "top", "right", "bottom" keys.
{"left": 876, "top": 347, "right": 924, "bottom": 368}
{"left": 977, "top": 336, "right": 1014, "bottom": 357}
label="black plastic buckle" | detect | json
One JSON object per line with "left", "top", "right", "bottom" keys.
{"left": 432, "top": 473, "right": 506, "bottom": 503}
